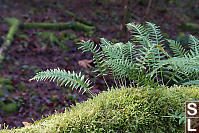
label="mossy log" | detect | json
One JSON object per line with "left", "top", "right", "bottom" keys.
{"left": 0, "top": 18, "right": 95, "bottom": 64}
{"left": 23, "top": 21, "right": 95, "bottom": 31}
{"left": 1, "top": 86, "right": 199, "bottom": 132}
{"left": 4, "top": 18, "right": 21, "bottom": 46}
{"left": 0, "top": 18, "right": 20, "bottom": 63}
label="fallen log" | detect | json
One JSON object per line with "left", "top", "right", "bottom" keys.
{"left": 0, "top": 18, "right": 95, "bottom": 64}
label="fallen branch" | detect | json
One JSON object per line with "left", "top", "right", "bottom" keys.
{"left": 23, "top": 21, "right": 95, "bottom": 31}
{"left": 0, "top": 18, "right": 20, "bottom": 63}
{"left": 0, "top": 18, "right": 95, "bottom": 64}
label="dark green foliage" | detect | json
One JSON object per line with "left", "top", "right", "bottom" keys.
{"left": 156, "top": 34, "right": 199, "bottom": 85}
{"left": 2, "top": 103, "right": 18, "bottom": 114}
{"left": 0, "top": 78, "right": 12, "bottom": 85}
{"left": 78, "top": 40, "right": 107, "bottom": 76}
{"left": 78, "top": 22, "right": 168, "bottom": 86}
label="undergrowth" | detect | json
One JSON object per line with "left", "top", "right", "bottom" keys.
{"left": 30, "top": 21, "right": 199, "bottom": 94}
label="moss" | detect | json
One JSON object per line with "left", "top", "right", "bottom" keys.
{"left": 65, "top": 33, "right": 77, "bottom": 40}
{"left": 0, "top": 87, "right": 5, "bottom": 97}
{"left": 178, "top": 22, "right": 199, "bottom": 32}
{"left": 176, "top": 32, "right": 188, "bottom": 45}
{"left": 49, "top": 95, "right": 58, "bottom": 103}
{"left": 64, "top": 57, "right": 69, "bottom": 62}
{"left": 2, "top": 103, "right": 18, "bottom": 114}
{"left": 4, "top": 85, "right": 15, "bottom": 92}
{"left": 0, "top": 100, "right": 4, "bottom": 108}
{"left": 2, "top": 86, "right": 199, "bottom": 132}
{"left": 4, "top": 18, "right": 21, "bottom": 46}
{"left": 0, "top": 78, "right": 11, "bottom": 85}
{"left": 64, "top": 10, "right": 75, "bottom": 17}
{"left": 17, "top": 83, "right": 26, "bottom": 91}
{"left": 23, "top": 21, "right": 95, "bottom": 32}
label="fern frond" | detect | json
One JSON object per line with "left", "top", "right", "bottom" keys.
{"left": 30, "top": 68, "right": 93, "bottom": 94}
{"left": 126, "top": 22, "right": 150, "bottom": 46}
{"left": 188, "top": 35, "right": 199, "bottom": 55}
{"left": 182, "top": 80, "right": 199, "bottom": 86}
{"left": 100, "top": 38, "right": 113, "bottom": 46}
{"left": 105, "top": 58, "right": 136, "bottom": 79}
{"left": 78, "top": 40, "right": 107, "bottom": 75}
{"left": 168, "top": 40, "right": 186, "bottom": 57}
{"left": 146, "top": 22, "right": 164, "bottom": 46}
{"left": 120, "top": 42, "right": 137, "bottom": 62}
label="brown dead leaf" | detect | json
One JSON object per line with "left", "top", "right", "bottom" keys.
{"left": 22, "top": 122, "right": 31, "bottom": 127}
{"left": 78, "top": 59, "right": 93, "bottom": 69}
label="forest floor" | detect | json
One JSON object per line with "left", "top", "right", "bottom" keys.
{"left": 0, "top": 0, "right": 198, "bottom": 129}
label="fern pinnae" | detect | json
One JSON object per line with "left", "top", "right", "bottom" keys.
{"left": 146, "top": 22, "right": 164, "bottom": 46}
{"left": 78, "top": 40, "right": 107, "bottom": 76}
{"left": 168, "top": 40, "right": 186, "bottom": 57}
{"left": 126, "top": 22, "right": 149, "bottom": 46}
{"left": 189, "top": 35, "right": 199, "bottom": 52}
{"left": 30, "top": 68, "right": 93, "bottom": 94}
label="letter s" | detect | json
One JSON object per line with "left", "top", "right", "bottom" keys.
{"left": 187, "top": 103, "right": 197, "bottom": 116}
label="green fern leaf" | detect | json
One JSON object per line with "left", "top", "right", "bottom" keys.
{"left": 30, "top": 68, "right": 93, "bottom": 94}
{"left": 168, "top": 40, "right": 186, "bottom": 57}
{"left": 146, "top": 22, "right": 164, "bottom": 46}
{"left": 126, "top": 22, "right": 150, "bottom": 46}
{"left": 189, "top": 35, "right": 199, "bottom": 53}
{"left": 78, "top": 40, "right": 107, "bottom": 76}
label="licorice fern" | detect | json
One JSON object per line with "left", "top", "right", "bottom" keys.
{"left": 168, "top": 40, "right": 187, "bottom": 57}
{"left": 30, "top": 68, "right": 93, "bottom": 94}
{"left": 154, "top": 34, "right": 199, "bottom": 85}
{"left": 78, "top": 40, "right": 107, "bottom": 76}
{"left": 30, "top": 21, "right": 199, "bottom": 96}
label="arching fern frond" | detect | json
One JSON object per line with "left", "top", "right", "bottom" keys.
{"left": 168, "top": 40, "right": 187, "bottom": 57}
{"left": 126, "top": 22, "right": 150, "bottom": 46}
{"left": 78, "top": 40, "right": 107, "bottom": 75}
{"left": 100, "top": 38, "right": 113, "bottom": 46}
{"left": 105, "top": 57, "right": 136, "bottom": 79}
{"left": 188, "top": 35, "right": 199, "bottom": 54}
{"left": 30, "top": 68, "right": 93, "bottom": 94}
{"left": 182, "top": 80, "right": 199, "bottom": 86}
{"left": 146, "top": 22, "right": 164, "bottom": 46}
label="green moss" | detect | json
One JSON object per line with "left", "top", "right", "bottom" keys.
{"left": 2, "top": 103, "right": 18, "bottom": 114}
{"left": 64, "top": 10, "right": 75, "bottom": 17}
{"left": 4, "top": 18, "right": 21, "bottom": 46}
{"left": 0, "top": 100, "right": 4, "bottom": 108}
{"left": 4, "top": 85, "right": 15, "bottom": 92}
{"left": 49, "top": 95, "right": 58, "bottom": 103}
{"left": 37, "top": 104, "right": 48, "bottom": 113}
{"left": 17, "top": 34, "right": 28, "bottom": 39}
{"left": 2, "top": 86, "right": 199, "bottom": 132}
{"left": 64, "top": 57, "right": 69, "bottom": 62}
{"left": 65, "top": 93, "right": 73, "bottom": 101}
{"left": 0, "top": 78, "right": 11, "bottom": 85}
{"left": 24, "top": 21, "right": 95, "bottom": 32}
{"left": 178, "top": 22, "right": 199, "bottom": 32}
{"left": 0, "top": 87, "right": 5, "bottom": 97}
{"left": 17, "top": 83, "right": 26, "bottom": 91}
{"left": 176, "top": 32, "right": 188, "bottom": 45}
